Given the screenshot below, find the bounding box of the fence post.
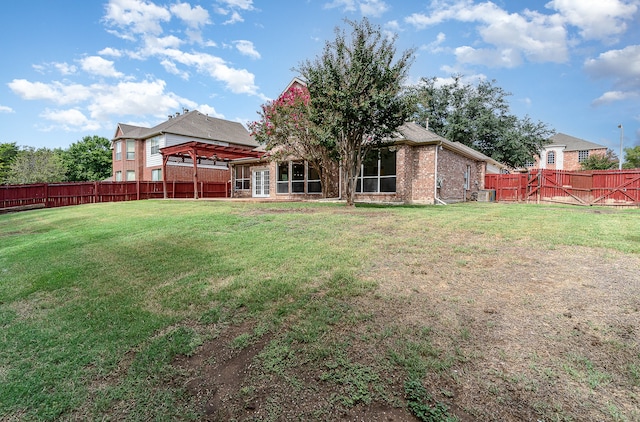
[44,183,49,208]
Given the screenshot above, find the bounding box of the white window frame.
[235,165,250,190]
[126,170,136,181]
[151,169,162,181]
[547,151,555,164]
[115,141,122,161]
[115,171,122,181]
[126,140,135,160]
[149,137,160,155]
[578,150,589,163]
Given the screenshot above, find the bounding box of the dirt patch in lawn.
[175,233,640,421]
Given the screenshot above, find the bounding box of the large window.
[578,150,589,162]
[277,161,322,194]
[291,162,305,193]
[307,166,321,193]
[151,169,162,181]
[547,151,555,164]
[126,170,135,181]
[126,140,135,160]
[356,147,396,193]
[115,141,122,160]
[277,162,289,193]
[149,137,160,155]
[115,171,122,181]
[235,165,250,190]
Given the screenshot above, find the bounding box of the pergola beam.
[159,141,263,199]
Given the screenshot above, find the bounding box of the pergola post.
[189,149,199,199]
[162,154,169,199]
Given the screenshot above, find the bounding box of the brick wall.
[234,144,486,204]
[436,148,482,202]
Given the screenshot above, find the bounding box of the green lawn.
[1,200,638,420]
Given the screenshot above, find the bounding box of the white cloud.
[215,0,254,24]
[422,32,447,53]
[170,2,210,28]
[223,10,243,25]
[53,62,77,75]
[0,105,14,113]
[99,47,123,57]
[545,0,638,41]
[159,48,259,94]
[218,0,254,10]
[80,56,124,78]
[324,0,389,17]
[584,45,640,84]
[592,90,639,106]
[104,0,171,37]
[405,1,569,67]
[234,40,260,59]
[8,79,93,105]
[585,44,640,104]
[197,104,225,118]
[87,79,185,120]
[39,108,102,131]
[160,59,190,79]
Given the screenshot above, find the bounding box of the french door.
[252,169,270,198]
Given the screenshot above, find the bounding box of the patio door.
[253,169,270,198]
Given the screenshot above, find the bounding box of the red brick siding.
[435,148,481,202]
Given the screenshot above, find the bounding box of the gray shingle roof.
[394,122,507,168]
[547,133,606,151]
[114,110,259,148]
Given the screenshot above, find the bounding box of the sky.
[1,0,639,159]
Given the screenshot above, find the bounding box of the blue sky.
[1,0,639,158]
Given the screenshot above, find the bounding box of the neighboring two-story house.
[528,133,608,171]
[111,110,262,184]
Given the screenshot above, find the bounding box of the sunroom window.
[356,147,396,193]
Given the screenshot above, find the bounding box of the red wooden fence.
[485,169,640,206]
[0,181,231,211]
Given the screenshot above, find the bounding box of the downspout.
[434,142,447,205]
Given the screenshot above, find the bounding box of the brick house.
[528,133,608,171]
[231,121,506,204]
[111,110,262,184]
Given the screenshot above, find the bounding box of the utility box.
[477,189,496,202]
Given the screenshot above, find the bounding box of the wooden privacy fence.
[0,180,231,211]
[485,169,640,206]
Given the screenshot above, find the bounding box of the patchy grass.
[1,200,639,421]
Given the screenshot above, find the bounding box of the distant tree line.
[0,136,112,185]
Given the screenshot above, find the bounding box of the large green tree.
[410,76,554,168]
[622,146,640,169]
[0,142,19,183]
[63,135,112,181]
[297,18,414,206]
[6,147,67,185]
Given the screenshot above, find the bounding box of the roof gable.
[112,110,259,148]
[547,133,607,151]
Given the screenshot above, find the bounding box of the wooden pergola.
[160,141,263,199]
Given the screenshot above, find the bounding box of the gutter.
[434,141,446,205]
